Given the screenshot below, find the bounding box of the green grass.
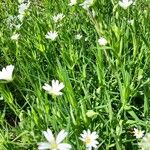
[0,0,150,149]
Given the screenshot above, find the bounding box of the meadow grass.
[0,0,150,149]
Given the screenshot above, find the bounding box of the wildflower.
[18,2,30,15]
[45,31,58,40]
[80,129,99,150]
[68,0,77,6]
[11,33,20,40]
[38,129,71,150]
[15,24,22,29]
[133,128,144,139]
[80,0,94,10]
[139,133,150,150]
[52,13,65,23]
[98,37,107,46]
[75,34,82,40]
[42,80,64,96]
[128,19,134,25]
[86,110,98,118]
[119,0,133,9]
[17,14,24,22]
[0,65,14,81]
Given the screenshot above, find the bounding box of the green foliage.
[0,0,150,149]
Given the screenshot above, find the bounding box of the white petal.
[6,65,14,72]
[87,129,91,136]
[52,80,56,86]
[57,83,65,91]
[38,142,51,150]
[42,84,52,91]
[56,130,68,144]
[43,129,54,143]
[91,132,99,139]
[55,80,59,86]
[56,92,63,96]
[90,140,99,148]
[87,146,92,150]
[57,143,72,150]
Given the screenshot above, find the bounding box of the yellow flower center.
[85,136,91,144]
[51,140,58,150]
[52,143,58,150]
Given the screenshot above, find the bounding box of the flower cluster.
[132,128,150,149]
[45,12,65,41]
[9,1,30,40]
[38,129,99,150]
[18,0,30,22]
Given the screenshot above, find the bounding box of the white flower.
[45,31,58,41]
[80,0,94,10]
[98,37,107,46]
[119,0,133,9]
[38,129,71,150]
[11,33,20,40]
[15,24,22,29]
[80,129,99,150]
[75,34,82,40]
[18,2,30,14]
[17,14,24,22]
[42,80,64,96]
[0,65,14,81]
[139,133,150,150]
[128,19,134,25]
[52,13,65,23]
[133,128,144,139]
[68,0,77,6]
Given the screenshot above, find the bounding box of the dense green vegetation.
[0,0,150,149]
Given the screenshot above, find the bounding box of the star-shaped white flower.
[80,129,99,150]
[68,0,77,6]
[38,129,71,150]
[75,34,82,40]
[52,13,65,23]
[11,33,20,40]
[98,37,107,46]
[45,31,58,41]
[119,0,133,9]
[42,80,64,96]
[133,128,144,139]
[18,1,30,15]
[80,0,94,10]
[0,65,14,81]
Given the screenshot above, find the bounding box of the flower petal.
[43,129,54,143]
[56,130,68,144]
[38,142,51,150]
[57,83,65,91]
[42,84,52,91]
[57,143,72,150]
